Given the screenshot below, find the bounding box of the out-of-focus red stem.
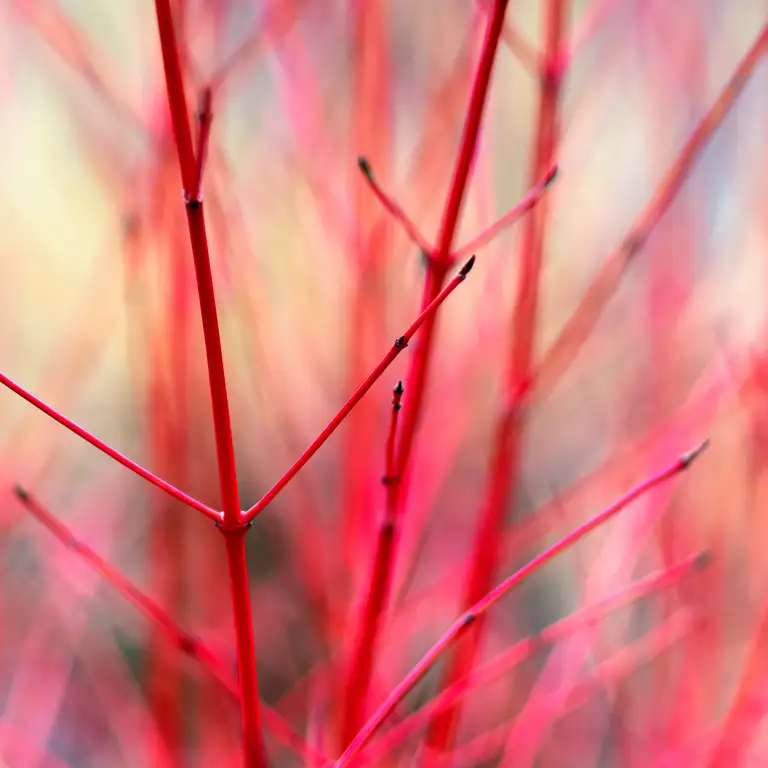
[357,159,432,254]
[153,1,265,764]
[705,589,768,767]
[451,164,558,258]
[14,486,325,764]
[333,0,511,750]
[561,0,624,65]
[0,369,220,522]
[393,0,512,487]
[424,0,566,753]
[338,382,405,745]
[14,485,237,690]
[454,607,698,768]
[531,23,768,402]
[241,256,476,525]
[359,551,708,764]
[333,440,707,766]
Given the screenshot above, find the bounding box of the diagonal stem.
[333,439,708,766]
[241,255,476,525]
[14,486,325,764]
[0,370,220,522]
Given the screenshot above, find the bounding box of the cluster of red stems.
[2,1,767,766]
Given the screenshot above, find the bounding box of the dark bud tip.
[695,549,713,570]
[394,380,404,396]
[357,156,373,179]
[544,164,559,186]
[13,484,29,502]
[459,254,476,277]
[679,438,710,468]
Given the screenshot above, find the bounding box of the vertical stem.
[335,0,510,749]
[338,383,404,747]
[223,529,265,767]
[423,0,566,756]
[395,0,510,480]
[342,0,393,605]
[153,2,266,764]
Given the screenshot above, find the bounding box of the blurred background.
[0,0,766,765]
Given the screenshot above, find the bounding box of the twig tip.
[545,164,559,186]
[679,438,710,468]
[357,156,373,179]
[459,254,476,277]
[13,484,30,503]
[394,380,404,396]
[695,549,713,570]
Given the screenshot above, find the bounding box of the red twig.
[424,0,567,753]
[0,369,219,522]
[14,486,326,765]
[391,0,512,496]
[241,255,476,525]
[338,381,405,745]
[562,0,626,66]
[359,550,708,764]
[333,439,708,766]
[531,23,768,403]
[451,164,558,259]
[153,1,265,763]
[472,0,542,76]
[333,0,512,749]
[357,158,432,254]
[13,486,235,688]
[705,589,768,767]
[455,607,699,768]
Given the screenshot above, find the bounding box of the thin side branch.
[13,487,324,764]
[531,24,768,403]
[361,550,709,764]
[0,370,220,522]
[358,158,432,254]
[242,255,476,524]
[338,381,406,744]
[153,0,265,763]
[333,440,708,766]
[452,164,558,258]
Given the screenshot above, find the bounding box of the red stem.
[153,1,265,763]
[359,550,708,765]
[241,255,476,525]
[705,589,768,767]
[333,439,708,766]
[0,369,219,522]
[451,164,558,258]
[455,608,698,768]
[357,159,432,254]
[424,0,566,753]
[334,0,511,749]
[338,382,405,745]
[14,486,325,764]
[531,23,768,403]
